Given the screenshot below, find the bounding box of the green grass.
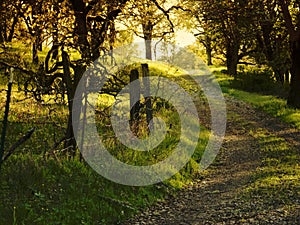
[0,57,210,224]
[214,70,300,129]
[244,129,300,210]
[1,154,170,225]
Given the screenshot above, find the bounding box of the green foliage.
[228,68,288,98]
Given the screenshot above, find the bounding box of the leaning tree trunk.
[7,16,18,42]
[287,40,300,108]
[226,40,240,78]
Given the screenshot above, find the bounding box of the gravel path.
[123,96,300,225]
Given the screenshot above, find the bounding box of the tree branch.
[150,0,175,33]
[278,0,297,40]
[2,128,35,162]
[0,60,35,76]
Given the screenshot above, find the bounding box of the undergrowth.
[214,67,300,129]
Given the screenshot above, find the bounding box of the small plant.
[13,206,17,225]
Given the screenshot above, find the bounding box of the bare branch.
[0,60,35,76]
[2,128,36,162]
[150,0,175,33]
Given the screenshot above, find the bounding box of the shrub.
[230,69,289,98]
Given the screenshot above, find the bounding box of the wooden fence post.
[141,64,153,132]
[130,69,140,132]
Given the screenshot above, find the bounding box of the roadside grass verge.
[244,129,300,215]
[213,69,300,130]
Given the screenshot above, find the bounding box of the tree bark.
[142,21,154,60]
[61,50,85,156]
[0,30,4,43]
[142,64,153,132]
[278,0,300,108]
[31,2,43,64]
[145,39,152,60]
[62,50,76,155]
[287,40,300,108]
[274,69,285,85]
[205,35,213,66]
[284,70,290,84]
[7,16,18,42]
[60,0,89,155]
[70,0,89,60]
[32,40,39,64]
[226,41,239,77]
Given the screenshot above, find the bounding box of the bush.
[230,69,289,98]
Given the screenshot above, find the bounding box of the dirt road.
[123,96,300,225]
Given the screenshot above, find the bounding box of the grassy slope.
[0,47,210,225]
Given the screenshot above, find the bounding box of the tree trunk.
[0,31,4,43]
[70,0,89,60]
[205,35,213,66]
[287,40,300,108]
[32,40,39,64]
[226,41,239,77]
[274,69,285,85]
[31,2,42,64]
[1,22,7,42]
[142,63,153,132]
[284,70,290,84]
[206,47,212,66]
[32,27,42,63]
[142,21,153,60]
[60,0,89,156]
[278,0,300,108]
[52,5,59,60]
[7,16,18,42]
[145,39,152,60]
[62,50,77,156]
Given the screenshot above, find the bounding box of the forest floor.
[123,96,300,225]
